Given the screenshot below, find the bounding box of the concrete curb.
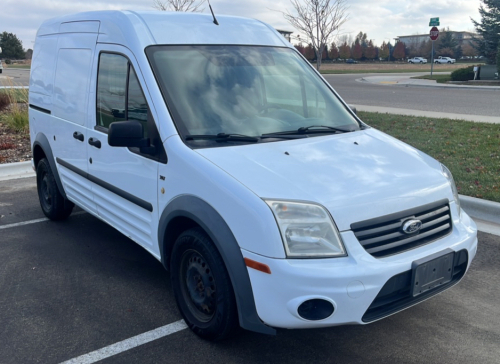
[0,161,35,181]
[355,75,500,91]
[395,83,500,91]
[459,195,500,225]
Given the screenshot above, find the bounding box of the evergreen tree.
[0,32,25,59]
[454,44,463,60]
[438,31,458,51]
[471,0,500,64]
[497,43,500,72]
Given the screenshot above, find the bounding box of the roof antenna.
[208,0,219,26]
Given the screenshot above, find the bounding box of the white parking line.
[0,211,86,230]
[59,320,188,364]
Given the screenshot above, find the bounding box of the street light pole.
[431,41,434,76]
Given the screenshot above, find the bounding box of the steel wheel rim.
[40,172,52,211]
[179,249,217,322]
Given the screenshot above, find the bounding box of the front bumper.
[244,210,477,329]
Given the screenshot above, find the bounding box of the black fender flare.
[32,132,67,199]
[158,195,276,335]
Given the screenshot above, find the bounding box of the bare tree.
[282,0,349,70]
[153,0,205,12]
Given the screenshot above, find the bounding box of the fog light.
[297,299,334,321]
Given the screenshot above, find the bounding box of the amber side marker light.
[244,258,272,274]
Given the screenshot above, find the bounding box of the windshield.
[146,46,360,146]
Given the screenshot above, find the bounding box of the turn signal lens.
[244,258,271,274]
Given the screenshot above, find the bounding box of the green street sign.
[429,21,440,26]
[430,17,440,22]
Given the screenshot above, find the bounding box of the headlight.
[265,200,346,258]
[441,164,461,217]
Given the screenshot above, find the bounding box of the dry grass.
[0,79,29,134]
[318,62,475,74]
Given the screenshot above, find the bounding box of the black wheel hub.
[181,251,216,322]
[40,173,53,210]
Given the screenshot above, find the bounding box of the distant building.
[276,29,293,43]
[395,31,476,46]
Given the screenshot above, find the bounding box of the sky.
[1,0,482,50]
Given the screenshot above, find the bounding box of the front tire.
[36,158,74,220]
[170,227,238,341]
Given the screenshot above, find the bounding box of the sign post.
[429,26,439,76]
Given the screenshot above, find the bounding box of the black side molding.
[158,195,276,336]
[56,158,153,212]
[29,104,51,114]
[33,133,67,199]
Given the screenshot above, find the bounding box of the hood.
[196,129,453,231]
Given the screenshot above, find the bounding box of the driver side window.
[96,53,148,137]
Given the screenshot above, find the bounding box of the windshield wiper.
[262,125,352,137]
[185,133,259,142]
[297,125,352,133]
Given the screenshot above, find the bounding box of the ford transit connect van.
[29,11,478,341]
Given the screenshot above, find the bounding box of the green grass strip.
[411,74,451,83]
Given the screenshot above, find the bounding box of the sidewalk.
[1,161,499,236]
[352,104,500,124]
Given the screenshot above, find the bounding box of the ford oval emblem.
[402,219,422,234]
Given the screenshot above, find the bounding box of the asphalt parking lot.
[1,177,500,364]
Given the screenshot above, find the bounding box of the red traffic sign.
[430,27,439,41]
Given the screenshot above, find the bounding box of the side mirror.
[108,121,149,148]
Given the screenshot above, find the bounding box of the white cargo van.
[29,11,477,341]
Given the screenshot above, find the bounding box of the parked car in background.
[435,56,456,64]
[408,57,427,64]
[0,60,3,73]
[345,58,358,64]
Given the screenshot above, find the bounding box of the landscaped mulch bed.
[0,120,31,164]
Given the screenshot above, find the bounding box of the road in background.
[0,68,30,86]
[2,68,499,120]
[1,177,500,364]
[324,73,500,118]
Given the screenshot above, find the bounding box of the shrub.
[0,81,29,134]
[5,59,11,65]
[450,66,476,81]
[4,107,29,134]
[0,93,10,111]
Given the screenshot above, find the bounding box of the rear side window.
[54,48,93,126]
[96,53,148,136]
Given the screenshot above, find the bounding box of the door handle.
[73,131,84,142]
[88,137,101,149]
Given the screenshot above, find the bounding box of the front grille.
[362,249,468,323]
[351,199,452,258]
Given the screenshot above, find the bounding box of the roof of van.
[36,10,290,49]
